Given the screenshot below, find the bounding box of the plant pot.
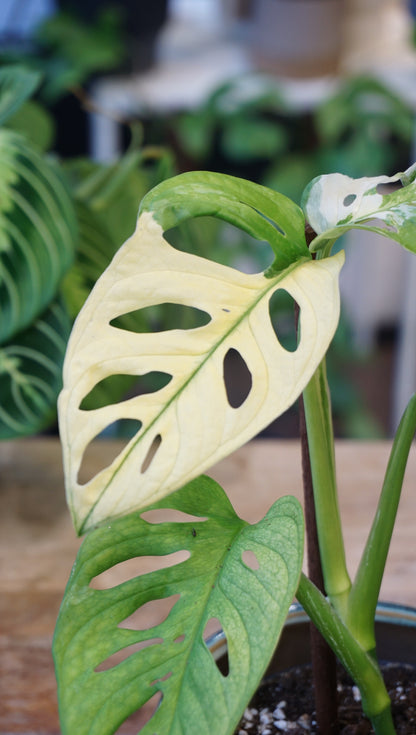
[209,602,416,731]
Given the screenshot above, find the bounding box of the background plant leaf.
[220,117,287,162]
[53,477,303,735]
[59,173,343,533]
[0,129,76,344]
[5,100,55,152]
[0,65,42,125]
[302,164,416,254]
[0,296,70,438]
[315,76,413,149]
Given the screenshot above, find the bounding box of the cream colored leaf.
[59,212,344,533]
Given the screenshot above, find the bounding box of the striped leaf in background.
[0,296,70,438]
[0,65,42,126]
[0,128,76,345]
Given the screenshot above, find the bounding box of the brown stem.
[297,225,339,734]
[299,392,339,735]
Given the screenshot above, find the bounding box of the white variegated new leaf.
[303,164,416,254]
[59,211,344,533]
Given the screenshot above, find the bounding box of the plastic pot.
[209,601,416,674]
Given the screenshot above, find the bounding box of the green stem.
[297,574,396,735]
[347,394,416,653]
[302,360,351,615]
[298,384,339,735]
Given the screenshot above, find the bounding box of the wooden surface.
[2,438,416,732]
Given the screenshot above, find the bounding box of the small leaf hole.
[269,289,299,352]
[241,549,260,570]
[114,691,162,734]
[140,509,207,524]
[90,551,190,590]
[77,422,142,485]
[95,638,163,672]
[174,634,186,644]
[376,181,403,195]
[141,434,162,473]
[204,618,229,677]
[223,348,252,409]
[80,372,172,410]
[119,594,181,632]
[343,194,357,207]
[110,303,211,333]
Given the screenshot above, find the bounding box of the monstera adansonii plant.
[55,165,416,735]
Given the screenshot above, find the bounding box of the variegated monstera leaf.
[303,162,416,254]
[59,172,344,534]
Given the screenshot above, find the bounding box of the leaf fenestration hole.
[204,617,229,677]
[343,194,357,207]
[77,421,142,485]
[114,691,162,734]
[79,372,172,410]
[90,551,191,589]
[95,638,164,672]
[376,181,403,195]
[362,217,399,234]
[223,348,252,409]
[165,216,274,272]
[119,593,181,631]
[241,549,260,571]
[141,434,162,473]
[140,509,207,524]
[269,289,299,353]
[110,303,211,333]
[174,634,186,644]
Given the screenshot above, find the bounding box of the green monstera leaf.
[0,297,70,438]
[303,163,416,254]
[53,476,303,735]
[0,128,76,345]
[59,172,344,533]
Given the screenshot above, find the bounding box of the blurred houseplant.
[169,74,413,203]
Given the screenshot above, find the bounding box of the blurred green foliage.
[167,75,413,205]
[0,8,125,104]
[2,4,410,439]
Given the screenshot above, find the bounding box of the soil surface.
[235,663,416,734]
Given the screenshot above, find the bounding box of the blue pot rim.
[207,601,416,660]
[285,601,416,628]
